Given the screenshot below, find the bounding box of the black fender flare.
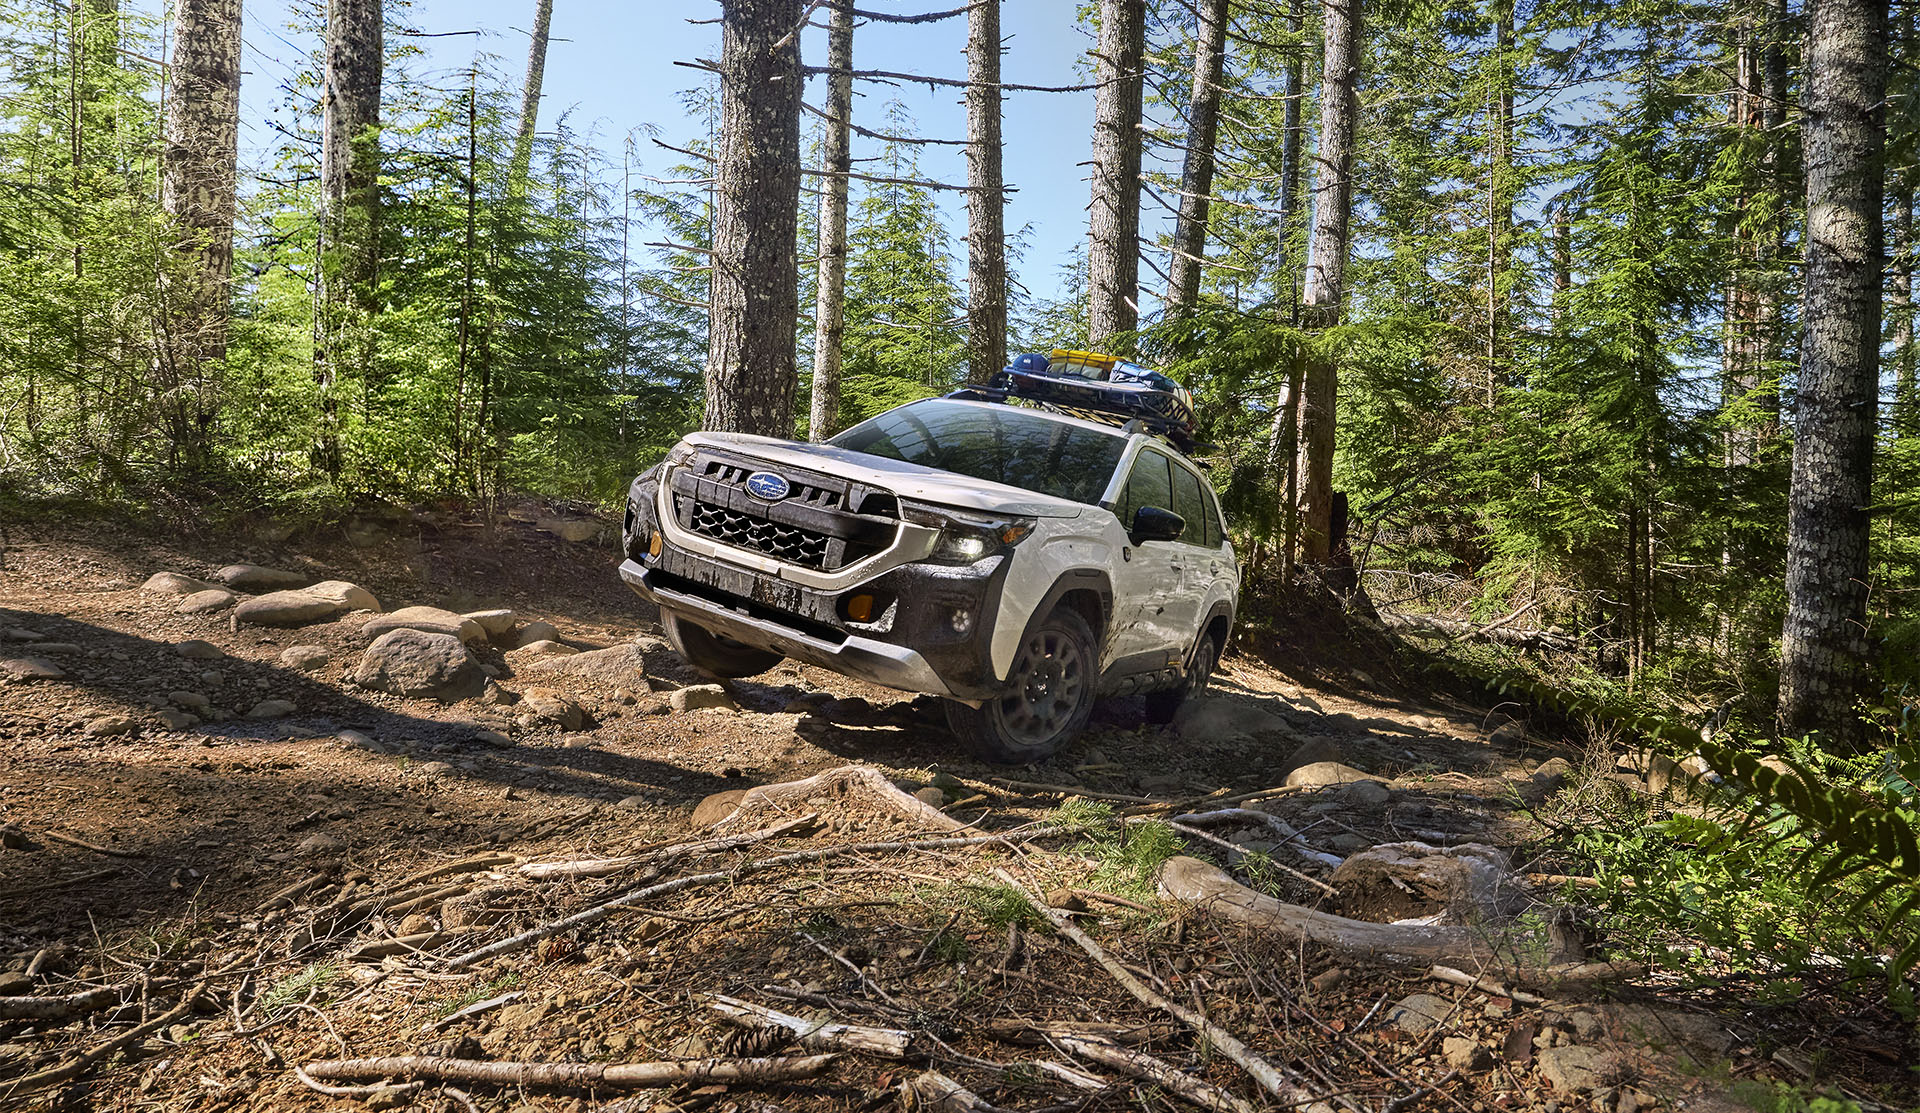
[1191,598,1235,664]
[1005,569,1114,680]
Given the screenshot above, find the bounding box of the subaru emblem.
[744,471,791,501]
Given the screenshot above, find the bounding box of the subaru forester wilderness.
[620,350,1239,763]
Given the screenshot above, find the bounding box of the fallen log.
[0,985,127,1022]
[1380,611,1575,652]
[713,765,961,833]
[1158,856,1632,987]
[899,1069,1005,1112]
[300,1052,837,1090]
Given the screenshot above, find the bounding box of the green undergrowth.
[1454,651,1920,1003]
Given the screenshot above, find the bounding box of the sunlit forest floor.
[0,512,1909,1111]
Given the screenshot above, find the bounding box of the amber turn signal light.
[647,531,663,559]
[845,593,875,622]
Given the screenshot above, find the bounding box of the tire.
[661,611,784,679]
[1144,631,1219,726]
[945,607,1098,764]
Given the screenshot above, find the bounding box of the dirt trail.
[0,512,1813,1112]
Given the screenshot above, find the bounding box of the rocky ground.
[0,510,1903,1112]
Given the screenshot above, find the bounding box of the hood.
[681,432,1089,519]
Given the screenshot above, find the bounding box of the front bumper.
[622,470,1009,701]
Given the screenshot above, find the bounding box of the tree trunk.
[1778,0,1886,745]
[159,0,242,464]
[706,0,803,437]
[1165,0,1229,314]
[510,0,554,186]
[316,0,383,474]
[1087,0,1145,346]
[1277,0,1305,319]
[1297,0,1363,565]
[964,0,1008,382]
[322,0,382,303]
[1895,188,1915,433]
[809,0,853,440]
[1485,0,1513,405]
[1550,197,1572,323]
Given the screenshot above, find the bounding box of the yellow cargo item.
[1047,349,1117,379]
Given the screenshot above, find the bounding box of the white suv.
[620,378,1239,763]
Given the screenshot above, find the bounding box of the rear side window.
[1120,450,1173,528]
[1169,464,1206,545]
[1201,480,1224,549]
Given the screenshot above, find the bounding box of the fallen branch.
[713,767,958,833]
[38,828,146,858]
[291,1067,426,1100]
[1054,1035,1253,1113]
[301,1053,836,1090]
[705,993,914,1058]
[996,869,1331,1113]
[426,990,523,1032]
[1172,808,1345,869]
[0,985,124,1021]
[1426,964,1546,1006]
[989,779,1165,805]
[446,828,1068,968]
[899,1069,1005,1112]
[5,995,196,1092]
[977,1018,1174,1047]
[518,815,816,880]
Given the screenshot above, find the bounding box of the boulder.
[1284,761,1378,788]
[350,629,487,702]
[670,684,734,712]
[1340,779,1392,808]
[247,699,296,719]
[1277,736,1343,780]
[172,640,225,660]
[1535,1046,1621,1094]
[233,590,343,628]
[280,646,331,672]
[463,609,516,637]
[176,589,237,615]
[1443,1036,1493,1072]
[519,642,649,685]
[518,687,585,729]
[143,571,219,595]
[213,564,309,591]
[1173,698,1291,741]
[515,620,561,647]
[359,606,484,645]
[302,580,382,613]
[1,657,65,682]
[1384,993,1453,1034]
[507,640,578,661]
[156,709,200,730]
[84,715,137,737]
[1329,842,1521,925]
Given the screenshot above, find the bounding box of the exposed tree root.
[711,764,963,833]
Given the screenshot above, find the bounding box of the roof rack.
[946,364,1210,455]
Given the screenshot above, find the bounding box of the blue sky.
[217,0,1145,307]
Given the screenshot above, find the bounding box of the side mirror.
[1131,505,1185,543]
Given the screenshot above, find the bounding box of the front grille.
[682,496,832,570]
[670,449,899,573]
[698,459,844,509]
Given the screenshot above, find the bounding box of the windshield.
[829,400,1125,506]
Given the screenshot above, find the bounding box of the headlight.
[901,503,1035,565]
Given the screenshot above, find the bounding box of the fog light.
[949,607,972,635]
[846,593,875,623]
[647,531,663,560]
